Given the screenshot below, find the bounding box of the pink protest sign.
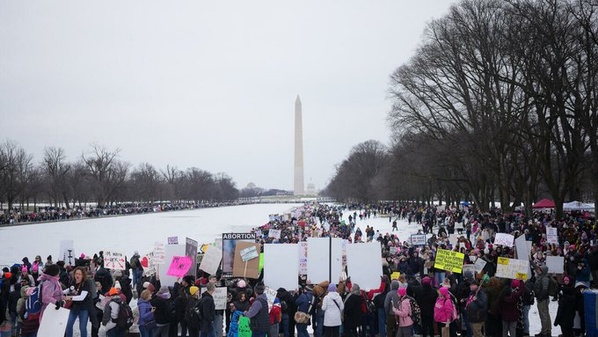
[166,255,193,277]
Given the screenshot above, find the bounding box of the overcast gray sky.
[1,1,456,191]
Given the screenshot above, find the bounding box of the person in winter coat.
[554,276,576,337]
[269,297,282,337]
[500,279,524,337]
[137,289,155,337]
[185,286,202,337]
[321,283,343,337]
[295,287,314,337]
[150,286,173,337]
[485,277,506,337]
[342,284,363,337]
[434,287,455,337]
[102,287,124,337]
[244,283,270,337]
[276,287,295,337]
[413,277,437,337]
[38,264,64,322]
[533,265,551,337]
[393,288,413,337]
[464,281,487,337]
[384,280,401,337]
[199,282,217,337]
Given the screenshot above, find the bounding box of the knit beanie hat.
[421,276,432,286]
[398,287,407,297]
[439,287,449,297]
[189,286,199,296]
[328,283,337,292]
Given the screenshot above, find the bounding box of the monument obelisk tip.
[294,95,304,195]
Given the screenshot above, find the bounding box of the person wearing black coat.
[554,278,576,337]
[342,285,363,337]
[412,276,437,337]
[277,287,296,337]
[199,283,217,337]
[151,286,174,337]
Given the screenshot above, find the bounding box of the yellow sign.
[391,272,400,280]
[497,257,509,265]
[434,249,465,273]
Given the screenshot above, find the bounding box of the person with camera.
[294,286,314,337]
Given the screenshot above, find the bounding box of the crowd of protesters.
[1,201,596,337]
[0,201,241,225]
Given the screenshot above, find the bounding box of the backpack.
[185,298,202,329]
[25,281,45,319]
[361,292,376,314]
[130,257,139,269]
[114,300,134,330]
[405,296,421,324]
[548,276,559,297]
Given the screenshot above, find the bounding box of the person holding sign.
[434,287,456,337]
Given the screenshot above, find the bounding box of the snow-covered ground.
[0,203,561,336]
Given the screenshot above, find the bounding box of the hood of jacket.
[539,265,549,277]
[390,280,400,290]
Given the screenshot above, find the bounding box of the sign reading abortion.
[434,249,465,273]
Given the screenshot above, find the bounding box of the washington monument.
[294,95,304,195]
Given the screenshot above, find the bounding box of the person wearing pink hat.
[434,287,456,337]
[393,288,413,337]
[19,266,35,286]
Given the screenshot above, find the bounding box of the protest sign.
[434,249,465,273]
[153,242,166,264]
[240,246,259,262]
[103,251,126,270]
[473,258,487,273]
[298,241,308,274]
[58,240,76,266]
[268,229,281,239]
[546,256,564,274]
[168,236,178,245]
[222,233,257,276]
[166,255,193,277]
[232,241,260,278]
[462,264,475,276]
[186,237,198,277]
[264,243,299,291]
[515,235,530,260]
[547,227,558,245]
[199,244,223,276]
[410,234,427,246]
[213,287,228,310]
[494,233,515,247]
[495,257,529,280]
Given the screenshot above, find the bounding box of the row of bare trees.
[0,141,239,212]
[324,0,598,218]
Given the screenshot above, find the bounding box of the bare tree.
[0,140,34,212]
[81,144,129,207]
[42,147,72,208]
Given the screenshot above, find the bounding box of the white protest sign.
[546,256,564,274]
[58,240,76,266]
[298,241,308,274]
[213,287,228,310]
[199,245,223,275]
[494,233,515,247]
[546,227,558,245]
[410,234,427,246]
[103,251,126,270]
[454,222,464,230]
[346,241,382,290]
[153,242,166,264]
[268,229,282,239]
[473,258,487,273]
[495,257,529,280]
[240,246,259,262]
[515,235,530,260]
[264,243,299,291]
[462,264,475,276]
